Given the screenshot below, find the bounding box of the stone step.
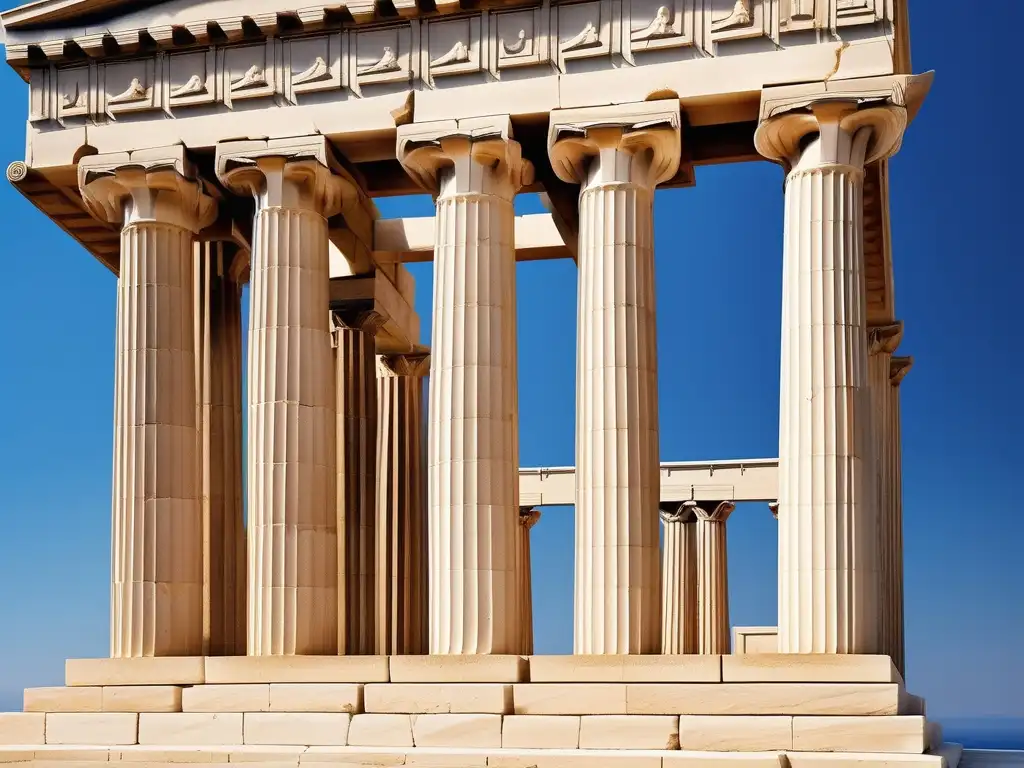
[0,743,962,768]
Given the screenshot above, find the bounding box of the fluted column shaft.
[516,508,541,654]
[196,241,246,656]
[695,501,734,654]
[547,103,680,655]
[218,148,350,656]
[886,356,911,676]
[660,506,698,654]
[79,153,217,658]
[375,353,430,655]
[334,312,383,655]
[398,121,532,653]
[756,98,912,655]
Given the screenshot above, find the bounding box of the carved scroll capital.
[548,99,681,189]
[754,73,934,172]
[659,502,697,525]
[215,136,363,218]
[868,322,903,356]
[689,499,735,524]
[518,507,541,529]
[78,146,217,233]
[396,115,534,200]
[378,351,431,378]
[890,355,913,387]
[333,308,388,337]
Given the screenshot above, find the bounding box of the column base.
[2,654,957,766]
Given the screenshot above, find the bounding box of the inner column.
[397,117,532,654]
[548,101,681,654]
[217,140,347,655]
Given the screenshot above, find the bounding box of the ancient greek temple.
[0,1,948,766]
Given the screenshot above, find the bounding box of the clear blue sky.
[0,0,1020,734]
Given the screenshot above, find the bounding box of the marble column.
[548,100,681,654]
[887,355,912,676]
[660,504,698,655]
[869,323,903,671]
[79,149,217,657]
[693,501,735,655]
[333,310,385,655]
[397,117,532,654]
[195,240,247,656]
[516,508,541,655]
[754,75,927,654]
[375,352,430,656]
[217,139,349,655]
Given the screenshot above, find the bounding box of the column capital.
[547,100,681,188]
[396,115,534,198]
[890,355,913,386]
[659,502,697,525]
[518,507,541,529]
[869,322,904,356]
[215,136,362,218]
[754,73,933,172]
[689,500,736,524]
[768,501,779,520]
[332,308,387,337]
[78,146,217,233]
[378,351,431,378]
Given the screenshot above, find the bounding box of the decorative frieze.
[21,0,893,127]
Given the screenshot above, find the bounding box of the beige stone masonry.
[364,684,512,714]
[101,687,182,713]
[0,714,45,745]
[529,656,721,683]
[490,752,661,768]
[785,752,947,768]
[501,715,581,749]
[677,716,793,751]
[24,688,102,714]
[723,655,901,683]
[513,684,627,715]
[269,685,363,714]
[347,715,414,747]
[792,716,926,754]
[138,713,242,746]
[397,116,532,655]
[410,714,502,748]
[182,686,270,713]
[45,714,138,745]
[390,657,528,684]
[548,100,681,654]
[664,756,796,768]
[625,684,902,716]
[67,658,205,687]
[205,657,388,684]
[578,715,679,750]
[243,714,351,746]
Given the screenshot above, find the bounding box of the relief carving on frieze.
[490,6,549,71]
[626,0,701,59]
[556,1,611,68]
[424,16,482,81]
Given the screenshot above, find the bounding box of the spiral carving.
[6,161,28,183]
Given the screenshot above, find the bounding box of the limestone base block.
[347,715,414,747]
[513,684,627,715]
[66,659,205,687]
[722,655,901,684]
[204,657,388,684]
[792,716,927,754]
[410,715,502,748]
[578,715,679,750]
[45,714,138,745]
[624,684,902,716]
[501,715,581,749]
[242,713,350,746]
[364,684,512,714]
[677,716,793,751]
[138,713,242,746]
[0,713,45,745]
[529,656,720,683]
[490,751,661,768]
[24,689,102,714]
[102,688,182,713]
[388,656,527,683]
[182,686,270,713]
[269,685,363,713]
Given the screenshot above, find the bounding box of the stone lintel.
[329,270,419,355]
[547,100,682,187]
